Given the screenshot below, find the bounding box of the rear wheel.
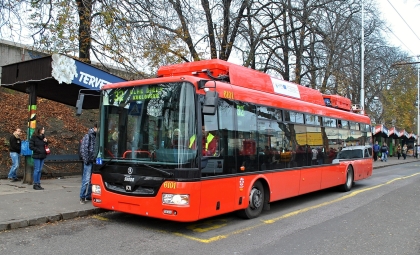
[237,180,264,219]
[340,166,354,192]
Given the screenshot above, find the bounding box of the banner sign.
[51,54,125,90]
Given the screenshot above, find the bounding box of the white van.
[332,145,372,164]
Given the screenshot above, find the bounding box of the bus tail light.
[162,194,189,205]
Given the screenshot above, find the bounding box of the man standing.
[8,128,22,182]
[380,142,389,162]
[373,141,380,161]
[79,124,97,204]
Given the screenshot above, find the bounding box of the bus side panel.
[266,170,301,201]
[299,168,322,195]
[91,174,203,222]
[353,158,373,181]
[198,177,237,220]
[365,158,373,178]
[321,164,345,189]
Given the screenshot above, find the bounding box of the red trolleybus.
[90,59,372,222]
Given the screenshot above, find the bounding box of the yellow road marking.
[187,219,228,233]
[173,172,420,243]
[92,215,109,221]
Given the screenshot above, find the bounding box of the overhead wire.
[384,0,420,54]
[386,0,420,42]
[370,8,415,55]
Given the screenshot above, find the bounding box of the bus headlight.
[92,185,101,195]
[162,194,189,205]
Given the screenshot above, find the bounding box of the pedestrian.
[7,128,22,182]
[328,147,337,163]
[79,124,97,204]
[317,147,324,165]
[380,142,388,162]
[396,144,402,159]
[29,126,48,190]
[402,144,408,160]
[311,147,318,165]
[373,141,380,161]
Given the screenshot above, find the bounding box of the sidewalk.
[1,156,419,231]
[0,176,105,231]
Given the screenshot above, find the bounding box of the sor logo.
[126,185,132,191]
[128,167,133,174]
[239,178,244,190]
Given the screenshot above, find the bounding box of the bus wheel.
[340,166,354,192]
[237,180,264,219]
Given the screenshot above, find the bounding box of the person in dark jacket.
[8,128,22,182]
[29,126,48,190]
[79,124,97,204]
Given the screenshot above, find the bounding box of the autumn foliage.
[0,88,97,177]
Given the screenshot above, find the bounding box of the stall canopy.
[373,124,389,138]
[408,133,417,141]
[374,125,417,140]
[1,54,126,109]
[388,127,401,139]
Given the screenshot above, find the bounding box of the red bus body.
[91,59,372,222]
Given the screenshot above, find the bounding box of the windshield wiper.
[98,157,115,171]
[144,164,173,177]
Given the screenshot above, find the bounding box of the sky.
[378,0,420,58]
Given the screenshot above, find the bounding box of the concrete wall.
[0,39,48,84]
[0,39,138,83]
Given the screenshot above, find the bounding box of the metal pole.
[360,0,365,112]
[417,65,419,158]
[24,83,37,184]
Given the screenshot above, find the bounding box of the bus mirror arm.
[198,79,210,89]
[75,89,100,116]
[76,93,85,116]
[201,157,209,169]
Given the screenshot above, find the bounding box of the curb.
[373,158,420,169]
[0,208,107,231]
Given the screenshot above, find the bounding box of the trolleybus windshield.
[100,82,198,168]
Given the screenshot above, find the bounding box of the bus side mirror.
[202,91,218,115]
[76,93,85,116]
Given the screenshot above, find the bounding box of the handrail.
[122,150,151,158]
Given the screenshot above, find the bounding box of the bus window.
[306,114,321,126]
[285,111,304,124]
[236,103,257,172]
[323,117,337,127]
[350,121,359,130]
[341,120,349,129]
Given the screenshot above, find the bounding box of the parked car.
[332,145,372,164]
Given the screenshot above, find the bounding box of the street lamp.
[360,0,365,112]
[416,61,419,158]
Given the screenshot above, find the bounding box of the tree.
[0,0,25,39]
[382,65,417,132]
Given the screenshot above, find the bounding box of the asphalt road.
[1,162,420,255]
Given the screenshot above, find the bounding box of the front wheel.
[340,166,354,192]
[237,180,264,219]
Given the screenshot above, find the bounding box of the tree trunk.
[76,0,93,63]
